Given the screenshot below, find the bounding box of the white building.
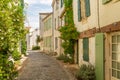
[29,28,39,50]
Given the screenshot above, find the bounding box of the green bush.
[0,54,18,80]
[57,54,74,64]
[32,46,40,50]
[12,50,21,61]
[0,0,25,79]
[21,40,27,55]
[76,64,96,80]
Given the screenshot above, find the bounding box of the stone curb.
[16,57,28,73]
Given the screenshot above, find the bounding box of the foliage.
[0,0,25,79]
[61,40,74,55]
[76,64,96,80]
[36,35,43,45]
[21,37,27,55]
[0,54,18,80]
[57,54,74,64]
[36,35,40,43]
[32,46,40,50]
[12,50,21,61]
[59,0,79,62]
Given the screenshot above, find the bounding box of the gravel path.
[17,51,70,80]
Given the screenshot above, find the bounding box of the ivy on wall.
[0,0,26,79]
[59,0,79,62]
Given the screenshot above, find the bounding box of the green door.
[95,33,105,80]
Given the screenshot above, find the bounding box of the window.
[55,18,56,29]
[58,16,60,27]
[60,18,62,27]
[85,0,90,17]
[111,35,120,79]
[78,0,81,21]
[44,37,47,47]
[77,0,91,22]
[55,37,58,49]
[61,0,64,8]
[83,38,89,62]
[48,36,51,47]
[49,18,52,29]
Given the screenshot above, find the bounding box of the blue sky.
[24,0,52,29]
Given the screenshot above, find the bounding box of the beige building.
[52,0,68,56]
[41,13,54,52]
[52,0,61,55]
[39,13,51,51]
[51,1,120,79]
[73,0,120,80]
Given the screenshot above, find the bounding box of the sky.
[24,0,52,29]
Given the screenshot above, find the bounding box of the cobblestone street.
[17,51,71,80]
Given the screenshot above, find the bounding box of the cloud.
[24,0,38,5]
[24,0,52,5]
[40,0,52,5]
[24,0,52,29]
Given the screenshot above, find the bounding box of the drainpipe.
[97,0,101,32]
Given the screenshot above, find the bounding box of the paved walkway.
[17,51,71,80]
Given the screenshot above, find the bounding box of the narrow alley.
[17,51,71,80]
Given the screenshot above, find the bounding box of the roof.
[39,13,50,15]
[42,12,53,21]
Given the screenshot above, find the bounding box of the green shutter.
[85,0,90,17]
[78,0,81,21]
[102,0,112,4]
[61,0,63,8]
[95,33,105,80]
[83,38,89,62]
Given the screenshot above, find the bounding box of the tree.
[59,0,79,63]
[0,0,26,79]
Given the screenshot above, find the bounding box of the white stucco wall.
[73,0,97,66]
[99,1,120,27]
[78,37,95,66]
[89,37,95,66]
[53,0,63,55]
[73,0,98,32]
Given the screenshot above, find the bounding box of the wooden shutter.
[83,38,89,62]
[102,0,112,4]
[95,33,105,80]
[78,0,81,21]
[85,0,90,17]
